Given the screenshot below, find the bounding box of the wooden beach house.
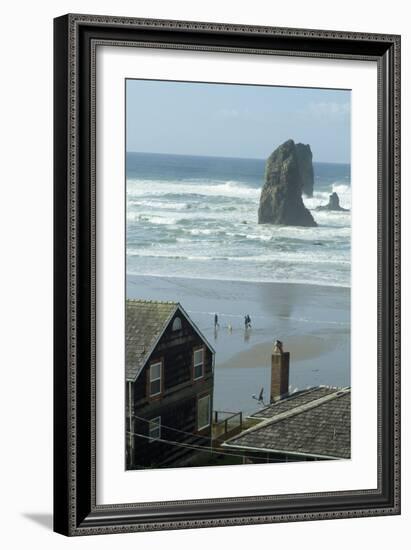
[125,299,215,469]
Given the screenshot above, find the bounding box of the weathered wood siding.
[132,311,213,403]
[129,387,213,468]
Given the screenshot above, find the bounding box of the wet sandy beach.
[127,274,350,414]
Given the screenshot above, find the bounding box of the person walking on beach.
[214,313,220,329]
[244,314,252,330]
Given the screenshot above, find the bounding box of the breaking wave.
[126,155,351,287]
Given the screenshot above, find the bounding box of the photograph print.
[125,79,351,470]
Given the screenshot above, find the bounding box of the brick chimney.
[270,340,290,402]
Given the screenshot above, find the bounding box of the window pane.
[150,362,161,380]
[194,349,203,365]
[194,363,203,379]
[150,379,161,396]
[198,396,210,430]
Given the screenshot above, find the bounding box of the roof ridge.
[234,387,351,439]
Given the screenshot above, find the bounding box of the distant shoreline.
[126,150,351,166]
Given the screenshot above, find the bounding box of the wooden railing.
[212,410,243,442]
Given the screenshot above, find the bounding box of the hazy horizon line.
[126,150,351,165]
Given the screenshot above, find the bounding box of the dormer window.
[172,317,182,331]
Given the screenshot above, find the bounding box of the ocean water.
[126,152,351,287]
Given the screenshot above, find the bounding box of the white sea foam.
[125,265,350,288]
[126,247,350,266]
[304,183,351,210]
[126,174,351,287]
[127,178,261,200]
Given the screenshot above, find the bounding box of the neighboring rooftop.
[224,387,351,460]
[126,299,178,382]
[249,386,339,419]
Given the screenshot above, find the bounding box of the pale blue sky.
[126,79,351,163]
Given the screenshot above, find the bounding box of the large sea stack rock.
[316,192,349,212]
[295,143,314,197]
[258,140,317,227]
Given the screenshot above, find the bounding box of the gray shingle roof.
[224,387,351,459]
[126,299,178,382]
[250,387,338,419]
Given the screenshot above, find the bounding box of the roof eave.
[127,303,179,383]
[221,441,348,461]
[176,303,216,355]
[127,302,215,383]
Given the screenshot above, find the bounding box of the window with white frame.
[197,395,211,431]
[193,347,204,380]
[148,417,161,442]
[149,361,162,397]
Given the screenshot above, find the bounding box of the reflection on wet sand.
[127,274,350,414]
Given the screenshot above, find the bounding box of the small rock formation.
[295,143,314,197]
[258,140,317,227]
[316,192,349,212]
